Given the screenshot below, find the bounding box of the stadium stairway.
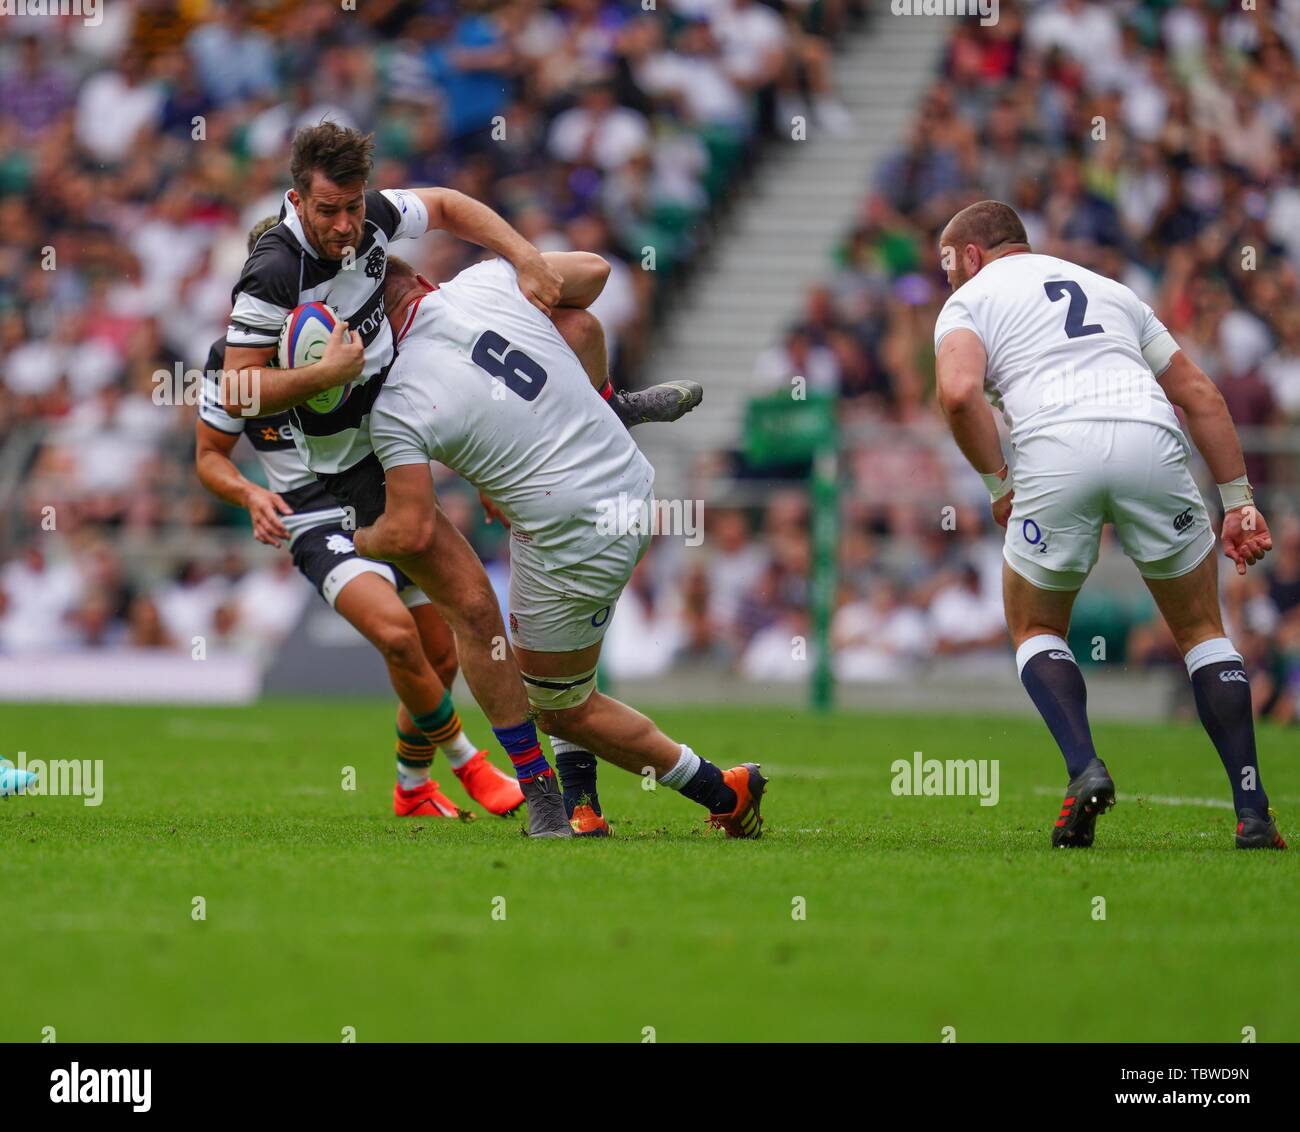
[638,14,950,498]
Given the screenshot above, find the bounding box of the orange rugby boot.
[454,751,524,816]
[706,763,768,839]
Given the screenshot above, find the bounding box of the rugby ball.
[277,302,351,414]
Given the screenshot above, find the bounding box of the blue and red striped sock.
[493,720,552,783]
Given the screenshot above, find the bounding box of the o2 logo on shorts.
[590,606,610,628]
[1021,518,1048,554]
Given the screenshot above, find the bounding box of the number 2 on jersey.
[1043,280,1104,339]
[471,330,548,401]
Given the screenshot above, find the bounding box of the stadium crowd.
[1,0,1298,722]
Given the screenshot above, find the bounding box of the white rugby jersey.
[226,188,429,475]
[933,253,1183,444]
[370,259,656,570]
[198,337,347,540]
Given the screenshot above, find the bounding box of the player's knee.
[457,588,505,643]
[552,307,603,356]
[372,620,425,672]
[431,653,459,688]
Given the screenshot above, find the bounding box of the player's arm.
[1157,349,1272,573]
[935,328,1013,525]
[409,187,562,315]
[194,421,293,549]
[220,320,363,417]
[353,463,436,563]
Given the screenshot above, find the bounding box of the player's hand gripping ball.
[277,302,351,414]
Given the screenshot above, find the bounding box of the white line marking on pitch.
[1032,786,1252,810]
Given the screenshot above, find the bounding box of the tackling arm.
[412,187,562,315]
[352,463,438,563]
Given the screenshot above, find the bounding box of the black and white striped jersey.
[198,336,348,542]
[226,187,429,475]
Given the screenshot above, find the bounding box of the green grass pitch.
[1,699,1295,1043]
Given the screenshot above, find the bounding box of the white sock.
[1015,634,1074,677]
[396,759,430,790]
[659,745,700,791]
[550,738,584,756]
[1184,637,1242,677]
[442,731,478,769]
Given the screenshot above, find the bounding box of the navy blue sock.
[1191,658,1268,816]
[554,746,600,819]
[492,720,551,782]
[1018,641,1099,779]
[680,760,736,814]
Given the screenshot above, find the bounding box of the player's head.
[382,255,434,323]
[246,215,279,254]
[938,200,1031,290]
[287,121,375,261]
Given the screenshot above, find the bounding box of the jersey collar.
[279,191,321,260]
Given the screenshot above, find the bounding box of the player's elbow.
[937,372,983,418]
[386,517,436,561]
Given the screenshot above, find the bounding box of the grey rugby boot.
[522,773,574,838]
[611,381,703,427]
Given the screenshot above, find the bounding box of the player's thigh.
[508,536,644,713]
[1140,548,1225,655]
[1004,426,1105,594]
[1105,421,1216,590]
[1002,558,1080,646]
[513,640,605,731]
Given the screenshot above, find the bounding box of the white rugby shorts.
[1004,420,1215,591]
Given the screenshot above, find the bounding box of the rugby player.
[933,200,1284,850]
[219,124,700,838]
[353,254,767,839]
[197,218,523,820]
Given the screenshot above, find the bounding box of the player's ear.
[288,189,303,213]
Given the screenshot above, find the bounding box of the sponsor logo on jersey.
[364,245,386,280]
[1173,508,1195,533]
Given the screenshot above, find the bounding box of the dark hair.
[289,122,375,196]
[944,200,1029,253]
[246,215,279,253]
